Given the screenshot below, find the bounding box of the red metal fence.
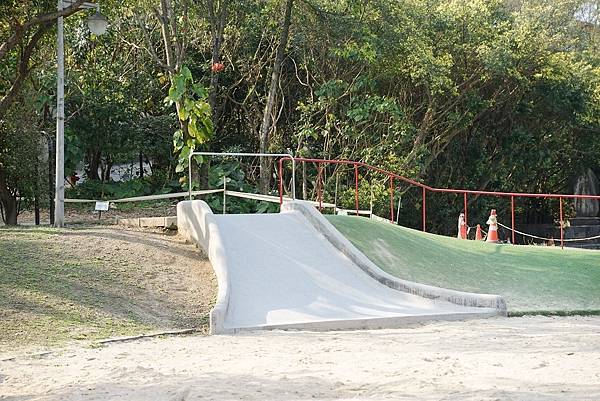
[278,157,600,248]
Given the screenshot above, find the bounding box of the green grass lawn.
[327,216,600,315]
[0,227,147,350]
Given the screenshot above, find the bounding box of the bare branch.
[134,12,174,73]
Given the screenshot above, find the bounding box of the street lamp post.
[54,0,107,227]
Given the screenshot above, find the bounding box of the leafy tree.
[1,0,599,230]
[166,66,213,186]
[0,0,90,119]
[0,93,47,225]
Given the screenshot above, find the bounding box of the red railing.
[278,157,600,248]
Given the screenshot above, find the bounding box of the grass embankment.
[327,216,600,315]
[0,226,215,352]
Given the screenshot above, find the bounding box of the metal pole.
[389,176,394,223]
[223,178,226,214]
[422,187,426,232]
[354,164,359,216]
[188,153,192,200]
[463,192,468,226]
[54,0,65,227]
[334,172,339,212]
[370,185,373,217]
[291,158,295,199]
[316,162,322,211]
[511,195,515,245]
[278,159,283,206]
[559,197,564,249]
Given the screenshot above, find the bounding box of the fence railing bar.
[65,189,224,203]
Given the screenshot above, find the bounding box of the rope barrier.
[497,222,600,242]
[65,187,600,244]
[465,225,488,241]
[336,208,372,215]
[66,189,336,209]
[467,226,487,235]
[64,189,224,203]
[224,190,335,208]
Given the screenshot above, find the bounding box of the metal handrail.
[188,152,296,201]
[279,157,600,248]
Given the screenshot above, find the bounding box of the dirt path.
[1,316,599,400]
[0,225,216,351]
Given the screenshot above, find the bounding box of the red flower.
[211,62,225,73]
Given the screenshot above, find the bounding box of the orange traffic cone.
[475,224,483,241]
[486,209,499,243]
[457,213,467,240]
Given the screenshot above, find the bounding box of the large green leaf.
[192,83,208,99]
[181,66,193,82]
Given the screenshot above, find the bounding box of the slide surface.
[204,211,497,332]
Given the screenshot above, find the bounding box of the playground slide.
[178,200,506,334]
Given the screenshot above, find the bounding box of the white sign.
[95,201,110,211]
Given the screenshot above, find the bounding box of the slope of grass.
[0,226,215,352]
[327,216,600,315]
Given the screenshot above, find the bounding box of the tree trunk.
[34,161,40,225]
[259,0,294,194]
[207,0,228,125]
[156,0,199,190]
[200,160,209,190]
[48,134,55,225]
[85,150,101,181]
[3,201,17,225]
[139,151,144,178]
[0,168,18,225]
[102,159,113,182]
[193,0,228,192]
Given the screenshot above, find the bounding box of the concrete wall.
[118,216,177,228]
[177,201,230,334]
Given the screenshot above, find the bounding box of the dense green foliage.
[0,89,48,224]
[328,215,600,314]
[1,0,598,227]
[167,66,213,180]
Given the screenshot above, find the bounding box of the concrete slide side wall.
[177,201,230,334]
[281,201,507,313]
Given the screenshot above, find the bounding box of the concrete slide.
[178,200,506,334]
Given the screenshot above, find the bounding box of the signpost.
[95,201,109,220]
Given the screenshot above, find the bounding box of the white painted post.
[223,177,226,214]
[188,154,193,200]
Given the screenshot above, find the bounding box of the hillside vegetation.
[1,0,599,231]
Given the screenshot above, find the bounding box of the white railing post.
[188,153,193,200]
[223,177,227,214]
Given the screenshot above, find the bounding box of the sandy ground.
[1,316,599,401]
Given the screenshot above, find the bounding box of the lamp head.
[87,10,108,35]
